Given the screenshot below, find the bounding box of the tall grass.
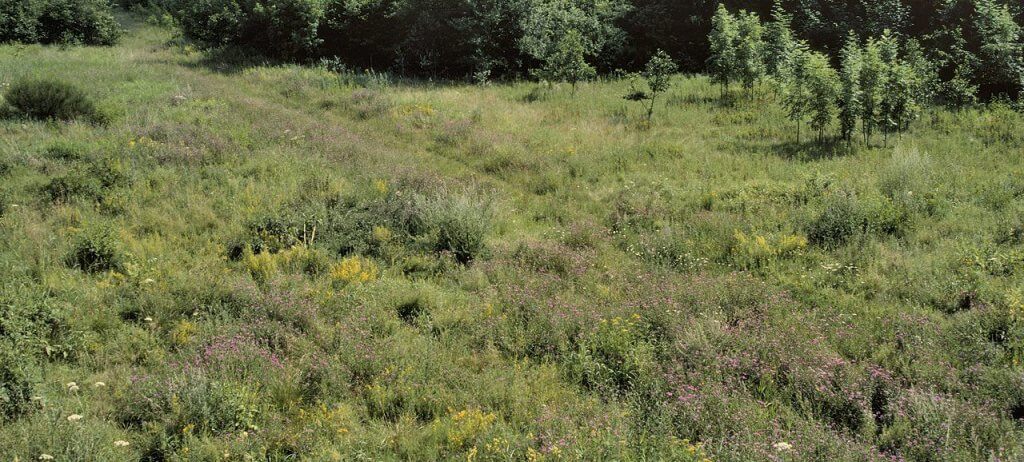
[1,14,1023,462]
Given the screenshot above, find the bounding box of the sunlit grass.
[1,15,1024,462]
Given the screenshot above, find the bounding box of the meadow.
[2,14,1024,461]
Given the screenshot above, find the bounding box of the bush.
[174,0,323,60]
[0,0,41,43]
[36,0,121,45]
[119,372,261,436]
[1,0,120,45]
[807,193,862,248]
[3,79,101,122]
[67,225,123,273]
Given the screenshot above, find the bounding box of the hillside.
[2,16,1024,461]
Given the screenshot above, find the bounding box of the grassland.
[2,15,1024,461]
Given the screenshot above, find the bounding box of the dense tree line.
[155,0,1021,99]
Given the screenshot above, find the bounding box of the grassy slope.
[2,16,1024,461]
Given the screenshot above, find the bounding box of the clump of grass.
[394,289,434,325]
[348,89,393,119]
[2,79,105,123]
[43,141,87,161]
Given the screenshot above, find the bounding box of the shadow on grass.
[178,44,477,92]
[180,45,281,75]
[770,138,858,161]
[724,136,860,161]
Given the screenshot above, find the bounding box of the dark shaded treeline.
[6,0,1021,96]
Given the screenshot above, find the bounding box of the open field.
[3,15,1024,461]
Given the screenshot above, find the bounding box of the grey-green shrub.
[417,194,491,264]
[3,79,100,122]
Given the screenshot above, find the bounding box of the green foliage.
[0,0,121,45]
[519,0,626,67]
[624,49,677,122]
[6,18,1024,462]
[567,314,657,396]
[859,35,885,142]
[0,0,42,44]
[734,9,765,93]
[781,42,814,141]
[941,63,979,109]
[175,0,325,59]
[0,352,36,423]
[807,190,911,248]
[972,0,1023,98]
[36,0,122,45]
[877,31,909,141]
[67,225,123,273]
[763,0,795,78]
[807,192,862,248]
[805,50,839,141]
[708,3,738,92]
[2,79,101,122]
[838,33,863,143]
[534,28,596,95]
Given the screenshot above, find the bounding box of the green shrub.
[172,377,260,435]
[42,157,129,203]
[806,191,911,249]
[0,0,41,43]
[227,213,315,259]
[44,141,87,161]
[67,225,123,273]
[119,373,261,437]
[566,314,658,396]
[1,0,120,45]
[43,170,103,203]
[3,79,101,122]
[174,0,323,60]
[807,193,862,248]
[36,0,121,45]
